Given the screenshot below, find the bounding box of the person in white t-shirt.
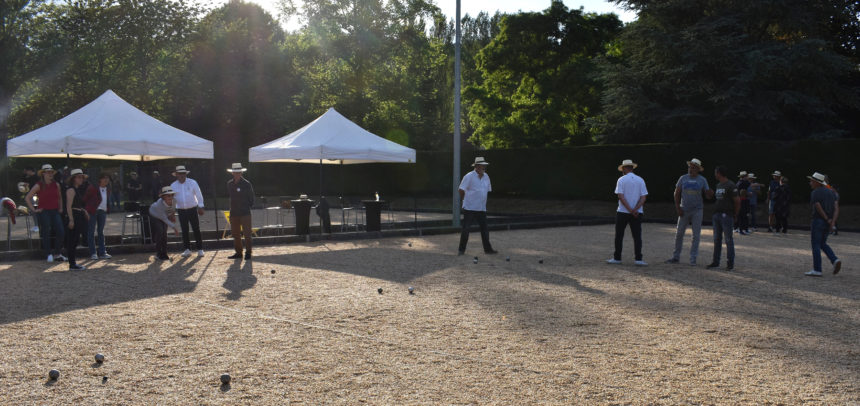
[170,165,206,258]
[608,159,648,266]
[457,157,497,255]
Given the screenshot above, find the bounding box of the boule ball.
[408,243,412,247]
[49,369,60,380]
[95,353,105,363]
[408,286,414,294]
[539,259,544,264]
[220,373,231,385]
[377,288,383,294]
[506,256,510,262]
[271,269,275,274]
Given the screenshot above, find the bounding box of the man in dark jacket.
[227,163,255,260]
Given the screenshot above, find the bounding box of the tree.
[601,0,860,143]
[465,1,622,148]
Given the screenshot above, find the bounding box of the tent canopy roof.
[6,90,213,161]
[249,108,415,164]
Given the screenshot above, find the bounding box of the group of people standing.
[23,162,256,269]
[610,158,843,277]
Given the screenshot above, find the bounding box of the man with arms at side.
[458,157,497,256]
[667,158,712,266]
[707,166,740,271]
[170,165,206,258]
[226,163,255,260]
[608,159,648,266]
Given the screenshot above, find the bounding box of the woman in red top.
[25,164,66,262]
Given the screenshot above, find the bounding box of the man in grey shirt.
[667,158,712,266]
[149,186,180,261]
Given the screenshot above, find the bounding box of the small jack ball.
[95,353,105,363]
[271,269,275,274]
[539,259,544,264]
[377,288,383,294]
[48,369,60,380]
[408,286,414,294]
[220,374,231,385]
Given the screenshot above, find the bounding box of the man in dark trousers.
[707,166,740,271]
[805,172,842,277]
[735,171,751,234]
[608,159,649,266]
[149,186,180,261]
[458,157,497,255]
[226,163,255,260]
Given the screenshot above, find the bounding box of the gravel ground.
[0,224,857,404]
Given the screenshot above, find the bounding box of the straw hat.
[471,157,489,167]
[687,158,704,171]
[617,159,638,171]
[772,170,781,177]
[807,172,827,185]
[173,165,190,175]
[227,163,247,173]
[748,173,756,180]
[159,186,176,196]
[129,171,138,177]
[69,168,86,177]
[37,164,56,176]
[153,170,160,175]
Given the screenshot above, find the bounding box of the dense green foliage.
[1,0,858,177]
[601,0,860,143]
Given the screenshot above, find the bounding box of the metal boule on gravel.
[408,243,412,247]
[95,353,105,363]
[473,259,478,264]
[539,259,544,264]
[271,269,275,274]
[220,373,231,385]
[408,286,414,294]
[377,288,383,294]
[102,376,108,383]
[506,256,510,262]
[48,369,60,380]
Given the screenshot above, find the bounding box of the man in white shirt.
[458,157,497,255]
[608,159,648,266]
[170,165,206,257]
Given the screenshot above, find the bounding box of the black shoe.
[227,253,243,259]
[665,258,679,264]
[726,262,734,271]
[485,249,498,255]
[244,252,252,260]
[69,264,86,271]
[706,263,720,269]
[157,255,170,261]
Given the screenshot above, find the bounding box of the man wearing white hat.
[149,186,180,261]
[226,163,255,260]
[608,159,648,266]
[766,170,782,232]
[667,158,711,266]
[805,172,842,277]
[170,165,206,257]
[458,157,497,255]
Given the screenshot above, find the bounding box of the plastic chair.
[222,210,259,239]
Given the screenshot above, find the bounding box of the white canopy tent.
[7,90,213,161]
[249,108,415,164]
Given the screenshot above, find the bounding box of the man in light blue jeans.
[667,158,712,266]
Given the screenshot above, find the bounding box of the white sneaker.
[805,270,823,277]
[606,259,622,264]
[90,254,99,260]
[56,254,67,262]
[635,260,649,266]
[197,250,205,257]
[99,253,112,259]
[181,249,192,258]
[47,254,54,263]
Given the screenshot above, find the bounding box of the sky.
[201,0,638,30]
